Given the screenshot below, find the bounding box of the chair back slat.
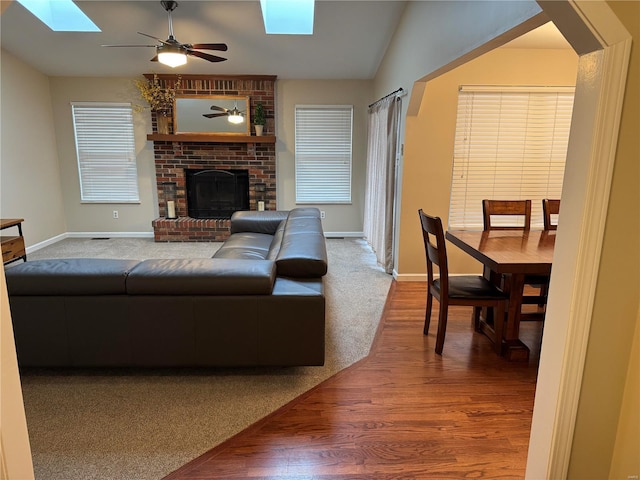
[482,199,531,231]
[543,199,561,230]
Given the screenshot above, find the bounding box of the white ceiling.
[0,0,408,78]
[502,21,571,49]
[0,1,572,79]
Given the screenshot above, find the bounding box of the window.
[72,103,140,203]
[260,0,314,34]
[449,86,574,229]
[295,105,352,204]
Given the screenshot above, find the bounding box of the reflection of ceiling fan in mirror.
[203,104,245,124]
[102,1,228,68]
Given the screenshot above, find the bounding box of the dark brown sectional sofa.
[5,208,328,368]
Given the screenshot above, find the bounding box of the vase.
[157,112,171,135]
[255,124,264,136]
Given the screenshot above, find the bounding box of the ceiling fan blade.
[137,32,167,45]
[203,113,228,118]
[209,105,228,112]
[186,50,227,63]
[102,44,157,48]
[190,43,228,51]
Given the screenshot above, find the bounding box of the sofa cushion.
[266,224,285,261]
[5,258,139,295]
[126,258,276,295]
[212,232,273,260]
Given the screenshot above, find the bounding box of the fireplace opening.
[186,169,250,219]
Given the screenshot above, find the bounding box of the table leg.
[501,273,530,361]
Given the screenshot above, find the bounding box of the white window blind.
[72,102,140,203]
[449,86,574,229]
[295,105,352,204]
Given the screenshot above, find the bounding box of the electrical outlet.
[320,211,326,219]
[113,210,119,219]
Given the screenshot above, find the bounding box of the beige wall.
[372,1,545,105]
[568,1,640,477]
[609,310,640,478]
[49,77,157,234]
[2,74,374,239]
[0,50,66,246]
[275,79,373,234]
[398,47,578,278]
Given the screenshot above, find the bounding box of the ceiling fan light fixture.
[228,112,245,124]
[157,44,187,68]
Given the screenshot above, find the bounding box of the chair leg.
[493,301,505,356]
[472,307,481,331]
[539,283,549,309]
[435,302,448,355]
[424,292,433,335]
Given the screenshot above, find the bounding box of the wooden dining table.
[445,229,556,361]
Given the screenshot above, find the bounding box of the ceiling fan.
[102,0,228,68]
[203,104,245,124]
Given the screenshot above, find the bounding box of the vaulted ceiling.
[0,1,571,79]
[0,0,408,78]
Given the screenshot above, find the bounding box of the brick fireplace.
[148,74,276,242]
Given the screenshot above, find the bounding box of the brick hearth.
[149,75,276,242]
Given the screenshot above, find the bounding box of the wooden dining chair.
[482,199,531,230]
[543,199,561,230]
[418,209,508,355]
[482,199,547,318]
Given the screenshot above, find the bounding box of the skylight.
[17,0,100,32]
[260,0,314,35]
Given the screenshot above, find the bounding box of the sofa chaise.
[5,208,328,368]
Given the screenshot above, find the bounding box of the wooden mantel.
[147,134,276,144]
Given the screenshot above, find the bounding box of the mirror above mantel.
[174,95,251,135]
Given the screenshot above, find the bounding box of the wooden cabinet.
[1,218,26,265]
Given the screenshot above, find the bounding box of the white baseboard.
[65,231,154,239]
[393,272,426,282]
[25,233,68,254]
[324,231,364,238]
[26,231,363,254]
[26,231,154,254]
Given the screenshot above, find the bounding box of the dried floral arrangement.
[134,74,182,113]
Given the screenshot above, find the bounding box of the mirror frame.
[173,95,251,135]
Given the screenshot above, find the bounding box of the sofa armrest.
[230,210,289,235]
[275,208,328,278]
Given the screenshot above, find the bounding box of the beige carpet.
[18,237,392,480]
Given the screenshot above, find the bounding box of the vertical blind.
[449,86,575,229]
[72,102,140,203]
[295,105,352,204]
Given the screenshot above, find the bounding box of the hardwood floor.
[163,281,541,479]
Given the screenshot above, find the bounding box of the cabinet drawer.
[2,235,26,263]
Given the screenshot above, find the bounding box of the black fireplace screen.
[186,169,249,219]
